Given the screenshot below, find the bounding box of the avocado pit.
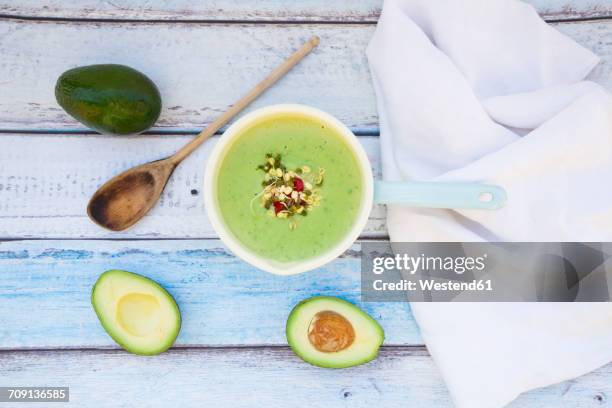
[286,296,384,368]
[308,311,355,353]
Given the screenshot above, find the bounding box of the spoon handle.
[374,181,507,210]
[171,36,320,164]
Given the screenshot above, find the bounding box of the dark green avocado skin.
[55,64,162,135]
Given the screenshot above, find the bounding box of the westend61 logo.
[361,242,612,302]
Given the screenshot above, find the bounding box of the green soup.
[216,113,364,263]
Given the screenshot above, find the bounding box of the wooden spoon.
[88,36,320,231]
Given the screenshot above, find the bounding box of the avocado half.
[91,270,181,356]
[286,296,384,368]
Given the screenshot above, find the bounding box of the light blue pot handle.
[374,181,507,210]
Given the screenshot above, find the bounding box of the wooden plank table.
[0,1,611,406]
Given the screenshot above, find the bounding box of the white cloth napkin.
[366,0,612,406]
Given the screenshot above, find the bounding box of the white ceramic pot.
[204,104,374,276]
[205,104,506,275]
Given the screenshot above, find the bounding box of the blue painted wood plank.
[0,240,419,349]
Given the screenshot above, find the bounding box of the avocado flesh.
[286,296,384,368]
[55,64,161,135]
[91,270,181,356]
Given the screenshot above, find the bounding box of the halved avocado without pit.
[286,296,384,368]
[91,270,181,356]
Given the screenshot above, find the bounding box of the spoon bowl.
[87,158,176,231]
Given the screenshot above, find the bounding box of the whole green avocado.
[55,64,162,135]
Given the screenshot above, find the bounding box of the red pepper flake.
[293,177,304,192]
[273,201,284,214]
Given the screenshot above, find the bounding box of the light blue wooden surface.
[1,1,612,407]
[0,240,418,348]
